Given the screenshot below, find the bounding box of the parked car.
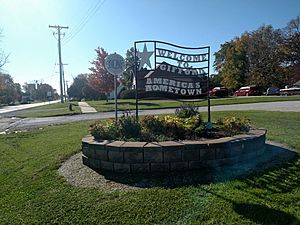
[234,86,261,96]
[266,87,280,96]
[280,87,300,95]
[209,87,229,97]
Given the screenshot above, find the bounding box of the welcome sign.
[134,40,210,99]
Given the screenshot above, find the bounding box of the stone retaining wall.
[82,129,266,173]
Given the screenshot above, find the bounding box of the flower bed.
[82,128,266,174]
[89,113,251,142]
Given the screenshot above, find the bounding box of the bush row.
[89,104,251,142]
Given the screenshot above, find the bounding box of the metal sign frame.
[134,40,211,122]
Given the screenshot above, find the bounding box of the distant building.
[291,63,300,84]
[292,80,300,88]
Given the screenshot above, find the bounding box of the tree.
[209,73,223,88]
[68,74,87,100]
[23,83,37,100]
[0,29,9,70]
[0,73,18,105]
[88,47,114,101]
[14,83,22,102]
[214,35,249,90]
[23,82,55,101]
[82,85,105,100]
[246,25,286,88]
[68,74,105,100]
[36,83,54,100]
[121,47,135,89]
[214,24,290,89]
[281,16,300,83]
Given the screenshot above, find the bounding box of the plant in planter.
[89,120,120,140]
[118,115,141,140]
[140,115,166,142]
[175,103,199,118]
[89,116,142,141]
[89,108,251,141]
[216,116,251,136]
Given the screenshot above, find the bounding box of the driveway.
[1,101,299,132]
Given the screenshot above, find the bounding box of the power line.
[51,57,57,77]
[63,0,99,40]
[49,25,69,103]
[63,0,106,45]
[63,0,104,44]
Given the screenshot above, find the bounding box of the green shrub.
[140,130,168,142]
[194,124,206,136]
[118,115,141,140]
[89,114,251,141]
[142,115,187,140]
[182,114,204,138]
[141,115,164,135]
[89,120,120,140]
[175,103,199,118]
[89,116,141,141]
[216,116,251,136]
[119,89,136,99]
[161,115,186,140]
[183,114,203,130]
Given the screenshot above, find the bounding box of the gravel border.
[58,141,297,192]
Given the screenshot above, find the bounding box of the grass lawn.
[17,102,81,118]
[26,102,79,110]
[0,111,299,224]
[17,108,81,118]
[87,95,300,112]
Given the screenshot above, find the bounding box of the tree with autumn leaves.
[214,16,300,90]
[88,47,114,101]
[87,46,136,100]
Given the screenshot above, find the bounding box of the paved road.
[0,101,299,133]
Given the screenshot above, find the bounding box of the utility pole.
[49,25,68,103]
[62,67,67,102]
[65,80,70,101]
[56,63,68,102]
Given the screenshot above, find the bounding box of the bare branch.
[0,52,9,69]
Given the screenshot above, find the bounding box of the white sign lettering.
[145,77,202,96]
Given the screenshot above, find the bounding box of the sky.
[0,0,299,92]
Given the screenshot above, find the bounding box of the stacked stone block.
[82,129,266,174]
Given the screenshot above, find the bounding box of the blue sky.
[0,0,299,91]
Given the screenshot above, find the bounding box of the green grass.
[17,102,81,118]
[17,108,81,118]
[87,96,300,112]
[28,102,79,110]
[0,111,299,224]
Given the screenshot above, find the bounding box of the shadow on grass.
[205,187,299,225]
[233,203,298,225]
[203,186,300,225]
[97,143,298,189]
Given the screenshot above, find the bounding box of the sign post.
[104,53,126,121]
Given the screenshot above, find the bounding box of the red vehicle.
[234,86,260,96]
[209,87,229,97]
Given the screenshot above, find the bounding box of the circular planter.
[81,128,266,174]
